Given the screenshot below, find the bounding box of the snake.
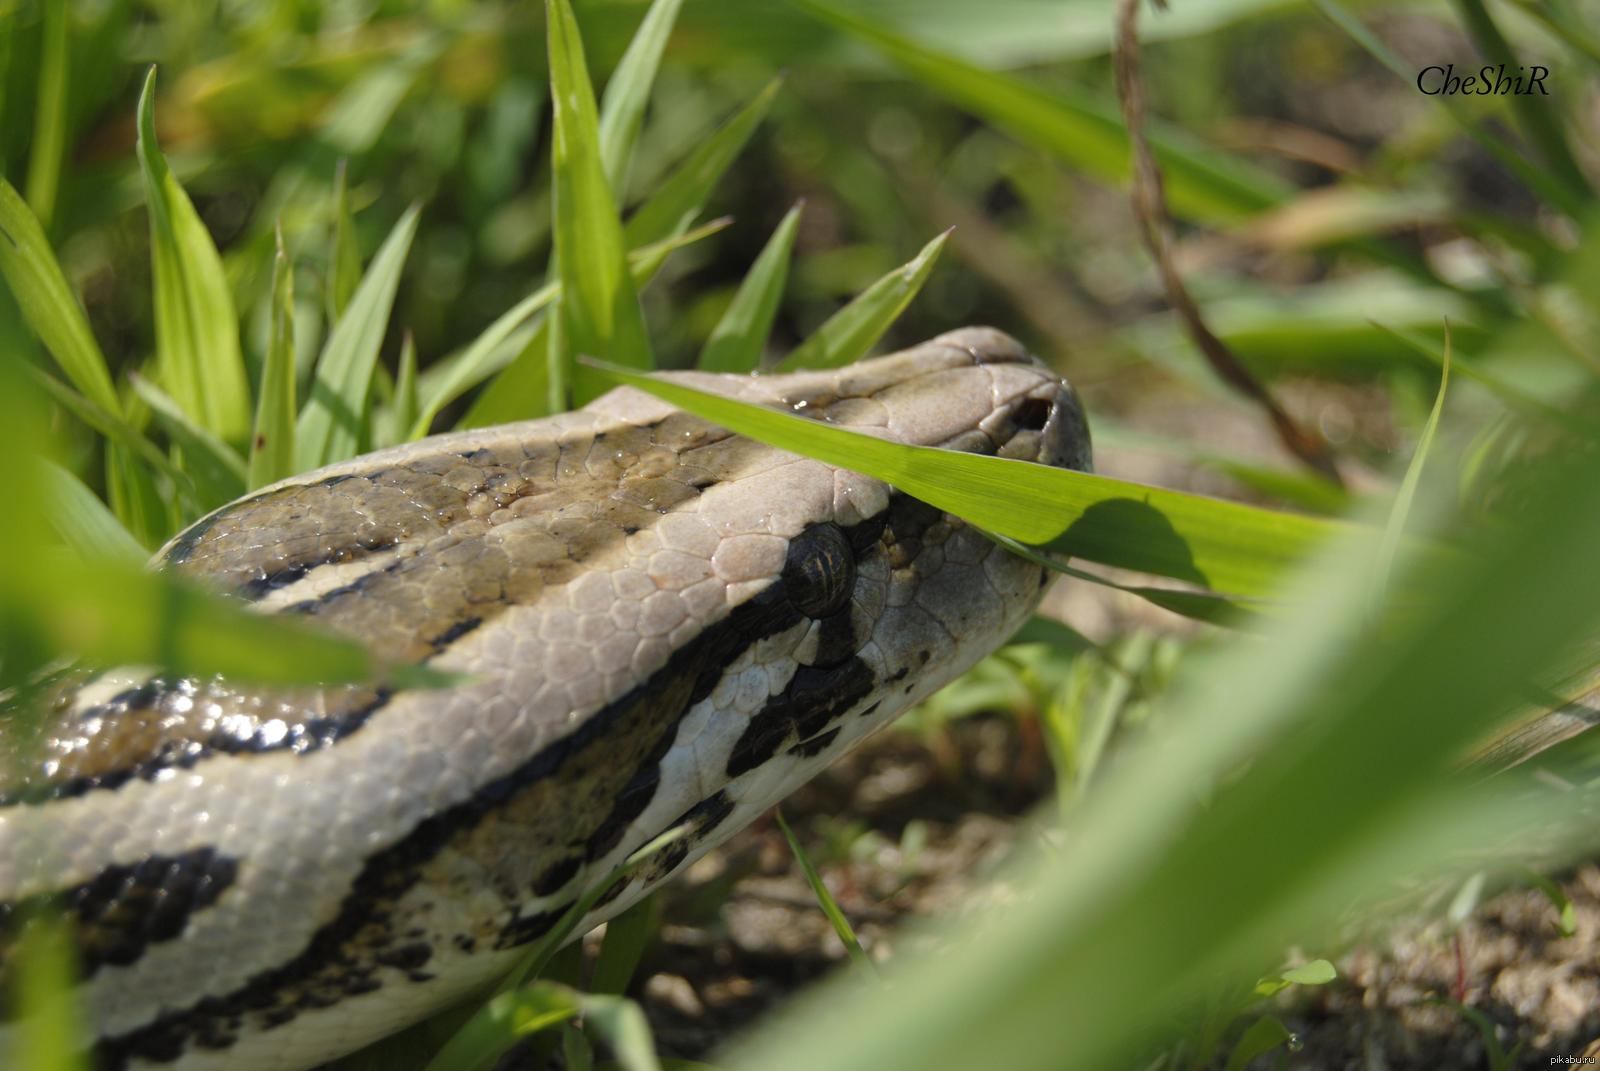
[0,327,1092,1070]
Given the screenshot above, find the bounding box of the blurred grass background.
[7,0,1570,473]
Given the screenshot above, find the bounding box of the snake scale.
[0,327,1092,1070]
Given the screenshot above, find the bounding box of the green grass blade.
[328,159,363,323]
[250,227,298,489]
[547,0,653,407]
[7,913,86,1071]
[29,367,197,501]
[776,229,949,372]
[578,994,663,1071]
[622,76,783,249]
[23,0,68,230]
[1367,322,1566,425]
[104,442,170,550]
[7,553,401,686]
[0,179,119,412]
[136,67,252,441]
[421,982,581,1071]
[585,362,1358,597]
[798,1,1284,223]
[564,1024,595,1071]
[598,0,685,192]
[420,221,730,435]
[698,202,803,373]
[416,286,558,435]
[775,809,877,979]
[591,897,657,996]
[1223,1017,1292,1071]
[296,204,420,470]
[386,330,418,449]
[458,313,556,430]
[996,537,1264,627]
[130,373,248,510]
[320,39,444,157]
[41,460,147,565]
[1371,327,1450,609]
[429,829,693,1071]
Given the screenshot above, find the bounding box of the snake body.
[0,327,1091,1070]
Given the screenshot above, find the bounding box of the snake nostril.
[1013,397,1051,431]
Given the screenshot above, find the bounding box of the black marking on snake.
[159,507,229,565]
[97,510,897,1065]
[585,757,668,865]
[497,907,565,951]
[317,472,369,488]
[788,726,841,758]
[280,558,408,615]
[635,790,740,888]
[531,854,581,898]
[725,657,876,778]
[684,789,735,837]
[373,942,432,972]
[428,616,483,651]
[812,607,858,668]
[0,848,238,982]
[238,536,401,600]
[0,688,395,808]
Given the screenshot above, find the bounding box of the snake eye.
[782,522,856,619]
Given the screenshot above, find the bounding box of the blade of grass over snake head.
[585,360,1359,597]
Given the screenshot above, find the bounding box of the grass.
[3,0,1600,1069]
